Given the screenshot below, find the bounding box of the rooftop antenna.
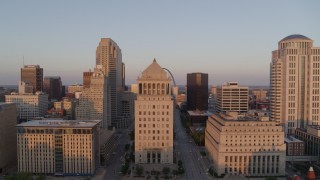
[23,56,25,66]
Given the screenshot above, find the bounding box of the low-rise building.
[285,136,304,156]
[205,112,286,177]
[295,126,320,160]
[16,120,101,176]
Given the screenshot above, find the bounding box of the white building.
[270,34,320,134]
[16,120,101,176]
[216,82,248,113]
[76,66,109,128]
[18,81,33,94]
[205,112,286,177]
[5,92,48,120]
[135,59,174,164]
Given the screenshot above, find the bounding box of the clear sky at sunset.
[0,0,319,86]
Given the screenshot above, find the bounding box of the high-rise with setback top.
[96,38,123,128]
[270,34,320,135]
[134,59,174,164]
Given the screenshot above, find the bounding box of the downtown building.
[0,103,17,174]
[96,38,124,128]
[187,72,208,111]
[270,34,320,135]
[76,66,109,128]
[43,76,62,101]
[134,59,174,164]
[21,65,43,93]
[5,92,48,120]
[16,120,101,176]
[205,112,286,177]
[216,82,249,113]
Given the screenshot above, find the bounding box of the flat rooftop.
[285,136,303,143]
[17,120,101,128]
[187,110,209,116]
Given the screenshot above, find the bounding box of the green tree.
[135,165,144,176]
[162,166,170,175]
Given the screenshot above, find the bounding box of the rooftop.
[280,34,311,41]
[17,120,101,128]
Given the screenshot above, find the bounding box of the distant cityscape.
[1,34,320,180]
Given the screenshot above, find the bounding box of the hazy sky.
[0,1,319,86]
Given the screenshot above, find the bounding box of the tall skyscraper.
[21,65,43,93]
[270,34,320,135]
[187,73,208,111]
[43,76,62,101]
[76,66,109,128]
[96,38,123,128]
[135,59,174,164]
[216,82,248,113]
[0,103,17,174]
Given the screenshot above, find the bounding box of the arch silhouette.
[162,68,176,86]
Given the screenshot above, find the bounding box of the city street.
[174,108,212,180]
[102,126,132,180]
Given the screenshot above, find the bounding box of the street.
[174,108,212,180]
[102,126,133,180]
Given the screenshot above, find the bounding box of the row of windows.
[138,111,170,116]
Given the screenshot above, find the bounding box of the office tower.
[216,82,248,113]
[5,92,48,120]
[96,38,123,128]
[76,66,109,128]
[187,73,208,111]
[54,97,75,120]
[43,76,62,101]
[205,112,286,177]
[21,65,43,93]
[119,91,136,127]
[67,84,83,94]
[16,120,101,176]
[0,103,17,174]
[83,71,93,89]
[134,59,174,164]
[18,81,33,94]
[270,34,320,135]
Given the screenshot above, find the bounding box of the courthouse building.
[205,112,286,177]
[134,59,174,164]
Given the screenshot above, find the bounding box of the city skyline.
[1,1,320,86]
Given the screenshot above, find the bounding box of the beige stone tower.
[96,38,123,128]
[270,34,320,135]
[134,59,174,164]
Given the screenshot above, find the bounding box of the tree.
[162,166,170,175]
[135,165,144,176]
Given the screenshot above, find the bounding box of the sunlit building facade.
[270,34,320,134]
[205,113,286,177]
[135,59,174,164]
[16,120,101,176]
[216,82,248,113]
